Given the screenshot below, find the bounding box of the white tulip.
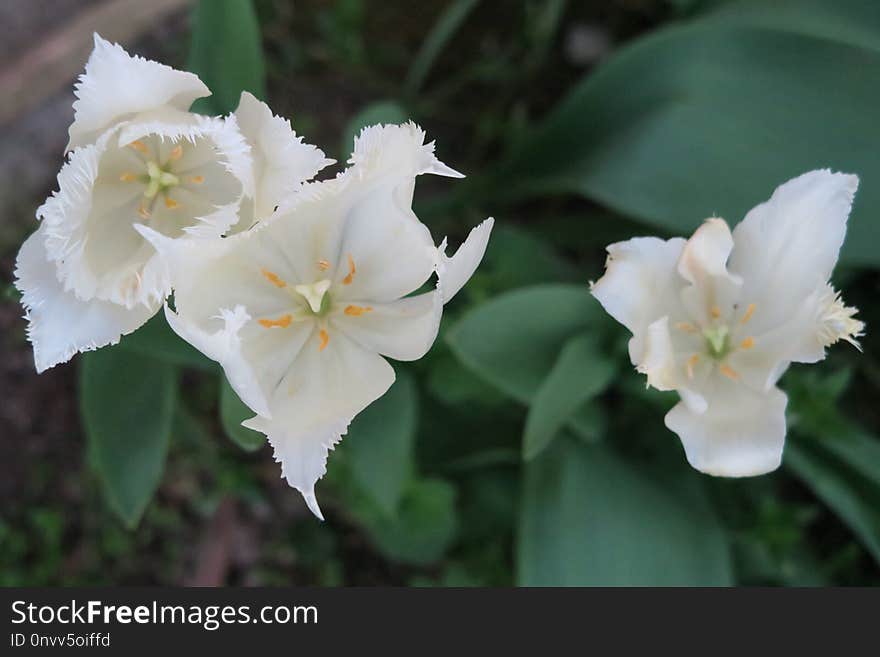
[153,123,493,517]
[591,170,864,477]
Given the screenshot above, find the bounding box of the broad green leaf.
[219,378,264,452]
[118,313,215,371]
[517,439,733,585]
[188,0,266,115]
[364,478,458,566]
[497,0,880,266]
[523,333,615,459]
[344,371,418,516]
[340,100,409,158]
[80,348,177,528]
[786,441,880,565]
[479,224,580,292]
[447,284,600,403]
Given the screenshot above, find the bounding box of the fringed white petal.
[436,217,494,304]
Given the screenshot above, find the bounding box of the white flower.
[153,123,493,518]
[591,170,864,477]
[231,92,334,231]
[17,110,252,372]
[67,34,210,151]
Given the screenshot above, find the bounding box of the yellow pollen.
[710,306,721,319]
[719,364,739,380]
[317,259,330,271]
[137,205,151,219]
[318,329,329,351]
[342,254,356,285]
[675,322,698,333]
[261,268,287,288]
[189,175,204,184]
[168,144,183,161]
[740,337,755,350]
[119,172,137,182]
[740,303,756,325]
[258,314,293,329]
[129,140,149,153]
[164,196,179,209]
[344,305,373,316]
[686,354,700,379]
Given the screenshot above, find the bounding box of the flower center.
[121,141,185,218]
[294,279,332,315]
[144,160,179,200]
[703,325,731,360]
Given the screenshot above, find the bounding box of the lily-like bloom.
[15,35,254,372]
[591,170,864,477]
[155,123,493,517]
[231,91,334,231]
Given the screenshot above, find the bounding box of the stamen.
[686,354,699,379]
[261,268,287,288]
[317,259,330,271]
[164,196,180,209]
[137,205,151,219]
[740,303,756,325]
[258,314,293,329]
[719,364,739,380]
[710,306,721,319]
[740,337,755,350]
[119,172,137,182]
[189,175,204,184]
[344,305,373,317]
[129,140,149,153]
[318,329,329,351]
[343,254,356,285]
[168,144,183,161]
[675,322,698,333]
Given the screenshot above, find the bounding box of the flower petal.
[68,34,210,151]
[729,170,858,337]
[234,92,333,222]
[677,218,742,324]
[331,290,442,362]
[243,331,396,519]
[665,376,787,477]
[436,217,494,304]
[15,227,155,372]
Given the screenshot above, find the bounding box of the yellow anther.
[258,314,293,329]
[342,254,356,285]
[317,259,330,271]
[344,305,373,317]
[740,303,756,325]
[168,144,183,161]
[189,175,204,184]
[129,140,149,153]
[119,172,137,182]
[318,329,329,351]
[710,306,721,319]
[261,268,287,288]
[137,205,151,219]
[740,337,755,350]
[719,364,739,380]
[686,354,700,379]
[675,322,698,333]
[164,196,180,209]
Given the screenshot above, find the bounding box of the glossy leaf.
[80,348,176,528]
[517,439,734,585]
[188,0,266,114]
[118,313,215,371]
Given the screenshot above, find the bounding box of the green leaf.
[498,0,880,266]
[364,478,458,565]
[341,100,409,157]
[344,371,418,516]
[786,440,880,565]
[447,284,601,404]
[219,378,265,452]
[523,333,615,459]
[479,224,580,292]
[118,313,216,371]
[517,439,733,585]
[188,0,266,115]
[80,348,177,528]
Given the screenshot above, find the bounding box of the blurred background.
[2,0,880,586]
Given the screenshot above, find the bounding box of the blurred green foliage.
[5,0,880,587]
